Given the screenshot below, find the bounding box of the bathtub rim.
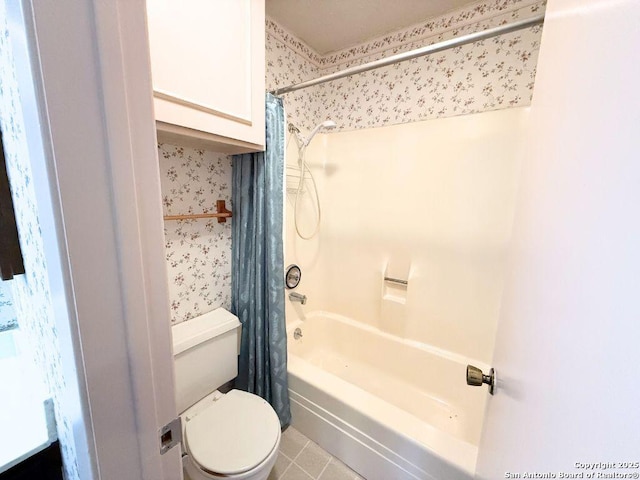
[287,310,492,374]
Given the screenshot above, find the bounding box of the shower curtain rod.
[270,14,544,96]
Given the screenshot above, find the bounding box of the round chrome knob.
[466,365,496,395]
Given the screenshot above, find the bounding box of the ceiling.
[266,0,480,55]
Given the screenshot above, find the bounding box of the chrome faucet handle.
[288,292,307,305]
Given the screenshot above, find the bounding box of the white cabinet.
[147,0,265,153]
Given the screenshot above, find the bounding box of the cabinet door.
[147,0,265,150]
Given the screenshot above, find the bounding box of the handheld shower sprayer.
[288,120,337,149]
[302,120,337,147]
[288,119,337,240]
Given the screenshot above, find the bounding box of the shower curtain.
[231,94,291,427]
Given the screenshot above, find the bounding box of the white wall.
[286,107,528,364]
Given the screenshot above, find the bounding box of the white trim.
[90,1,182,477]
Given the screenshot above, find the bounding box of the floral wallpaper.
[0,282,17,331]
[0,4,79,479]
[265,21,324,133]
[159,144,233,324]
[266,0,545,132]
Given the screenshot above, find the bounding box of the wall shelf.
[163,199,232,223]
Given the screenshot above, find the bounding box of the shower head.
[320,120,337,129]
[303,120,337,147]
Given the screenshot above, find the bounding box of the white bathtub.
[286,312,490,480]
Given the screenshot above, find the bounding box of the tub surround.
[286,107,528,364]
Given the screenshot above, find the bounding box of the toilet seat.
[184,390,281,476]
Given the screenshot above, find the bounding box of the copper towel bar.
[163,199,232,223]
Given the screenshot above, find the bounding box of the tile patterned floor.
[269,427,364,480]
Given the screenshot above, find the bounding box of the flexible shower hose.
[287,132,322,239]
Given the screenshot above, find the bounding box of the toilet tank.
[172,308,241,413]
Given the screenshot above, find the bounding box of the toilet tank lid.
[172,308,241,356]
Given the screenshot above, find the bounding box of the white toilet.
[172,308,282,480]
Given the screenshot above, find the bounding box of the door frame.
[9,0,181,478]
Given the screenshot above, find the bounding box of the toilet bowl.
[181,390,281,480]
[172,309,282,480]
